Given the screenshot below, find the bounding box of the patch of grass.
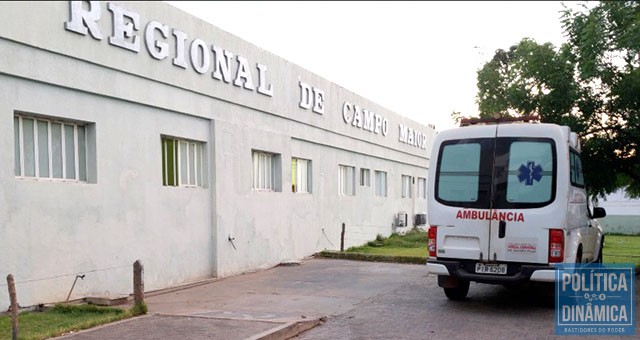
[340,228,639,268]
[347,228,428,259]
[0,304,136,340]
[603,234,640,267]
[131,301,148,316]
[347,246,427,258]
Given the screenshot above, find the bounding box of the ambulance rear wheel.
[444,280,469,300]
[575,247,583,264]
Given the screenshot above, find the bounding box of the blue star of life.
[518,161,543,185]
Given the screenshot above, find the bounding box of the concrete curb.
[246,318,325,340]
[53,314,152,339]
[315,251,426,265]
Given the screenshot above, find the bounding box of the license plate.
[475,263,508,275]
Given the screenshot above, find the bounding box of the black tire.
[444,280,470,300]
[576,247,583,265]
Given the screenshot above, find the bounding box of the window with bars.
[360,168,370,187]
[253,150,279,191]
[339,165,355,196]
[417,177,427,199]
[14,114,88,181]
[375,170,387,197]
[292,158,311,193]
[162,136,204,187]
[402,175,412,198]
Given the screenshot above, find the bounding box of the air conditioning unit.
[415,213,427,226]
[394,212,408,227]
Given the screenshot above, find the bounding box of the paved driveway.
[56,258,639,339]
[58,258,427,340]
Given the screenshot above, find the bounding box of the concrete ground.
[56,258,428,340]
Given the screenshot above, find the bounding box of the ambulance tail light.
[548,229,564,263]
[428,226,437,258]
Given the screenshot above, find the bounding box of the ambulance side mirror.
[592,207,606,219]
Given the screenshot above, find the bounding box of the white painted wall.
[0,1,435,307]
[0,76,213,306]
[597,190,640,235]
[598,190,640,216]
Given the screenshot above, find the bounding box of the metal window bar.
[33,118,40,178]
[339,166,342,194]
[295,159,308,193]
[74,125,79,180]
[163,138,168,185]
[47,121,53,179]
[18,116,25,177]
[61,122,67,180]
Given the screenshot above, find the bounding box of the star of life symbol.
[518,161,543,185]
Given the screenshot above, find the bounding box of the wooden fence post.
[133,260,144,305]
[7,274,19,340]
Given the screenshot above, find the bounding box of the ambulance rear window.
[435,137,556,209]
[435,138,494,209]
[437,143,481,202]
[505,141,554,204]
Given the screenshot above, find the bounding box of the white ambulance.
[426,117,606,300]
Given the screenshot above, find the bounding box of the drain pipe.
[66,274,85,302]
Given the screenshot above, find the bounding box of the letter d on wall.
[299,81,312,109]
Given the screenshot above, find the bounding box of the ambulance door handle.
[498,220,506,238]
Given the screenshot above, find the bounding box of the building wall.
[0,75,214,305]
[597,190,640,235]
[0,1,436,307]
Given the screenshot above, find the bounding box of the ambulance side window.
[570,150,585,187]
[437,143,481,203]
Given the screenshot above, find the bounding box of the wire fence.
[317,224,394,252]
[0,264,131,287]
[1,262,137,308]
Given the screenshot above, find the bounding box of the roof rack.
[460,115,540,127]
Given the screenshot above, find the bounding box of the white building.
[0,1,436,307]
[598,190,640,235]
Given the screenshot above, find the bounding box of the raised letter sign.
[299,81,312,110]
[363,110,375,132]
[299,81,324,114]
[65,0,103,40]
[107,2,140,52]
[256,63,273,96]
[234,56,254,90]
[352,107,363,128]
[312,88,324,114]
[190,39,210,74]
[145,21,169,60]
[172,29,188,69]
[343,101,389,136]
[342,101,353,124]
[212,45,233,83]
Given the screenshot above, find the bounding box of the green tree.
[476,1,640,198]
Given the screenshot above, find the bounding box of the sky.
[165,1,570,132]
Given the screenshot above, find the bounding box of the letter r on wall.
[65,0,103,40]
